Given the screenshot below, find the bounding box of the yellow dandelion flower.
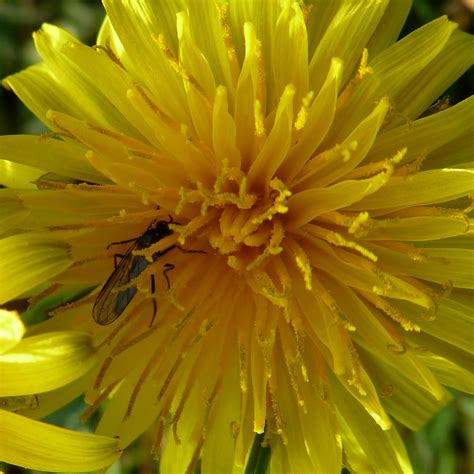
[1,1,473,472]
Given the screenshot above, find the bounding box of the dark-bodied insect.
[93,217,198,326]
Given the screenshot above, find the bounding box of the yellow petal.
[288,171,389,229]
[228,0,281,108]
[408,331,471,375]
[0,234,72,304]
[248,84,295,187]
[96,16,124,56]
[15,187,145,228]
[201,336,241,473]
[0,410,120,472]
[332,374,413,474]
[0,159,43,189]
[368,96,474,165]
[103,0,190,124]
[391,28,474,124]
[0,189,29,235]
[426,133,473,169]
[309,0,388,95]
[416,290,473,354]
[17,370,94,421]
[330,16,455,143]
[59,40,160,146]
[306,0,344,59]
[271,347,319,472]
[366,0,411,57]
[273,3,308,105]
[361,214,469,241]
[0,331,97,396]
[368,244,474,289]
[303,96,391,188]
[361,347,451,431]
[281,57,343,182]
[0,309,24,354]
[177,11,215,145]
[188,1,237,97]
[349,169,474,210]
[321,277,444,398]
[3,64,70,129]
[95,363,160,449]
[0,134,108,184]
[32,24,141,138]
[212,86,241,169]
[234,22,265,169]
[416,353,474,394]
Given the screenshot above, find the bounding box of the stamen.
[348,212,372,238]
[393,151,427,177]
[128,83,177,129]
[217,3,240,84]
[248,269,289,314]
[337,48,373,109]
[185,439,204,474]
[238,345,249,394]
[28,283,62,308]
[292,326,309,382]
[291,142,358,190]
[346,337,365,395]
[254,99,265,137]
[160,25,213,110]
[38,127,75,142]
[283,237,313,290]
[123,342,161,420]
[375,241,428,262]
[111,323,159,359]
[96,304,138,349]
[93,356,112,391]
[312,276,355,331]
[362,291,421,332]
[279,322,306,411]
[343,148,406,180]
[294,91,314,131]
[49,293,95,317]
[255,298,279,380]
[92,41,125,69]
[251,178,291,225]
[304,224,378,262]
[81,380,119,421]
[156,354,183,403]
[268,378,287,444]
[151,405,171,458]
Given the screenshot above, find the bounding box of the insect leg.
[149,274,157,328]
[162,263,175,290]
[113,254,125,269]
[174,246,206,255]
[107,238,137,250]
[107,217,163,251]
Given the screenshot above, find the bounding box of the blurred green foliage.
[0,0,472,473]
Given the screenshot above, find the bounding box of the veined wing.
[93,247,149,325]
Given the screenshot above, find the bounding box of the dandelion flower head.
[1,0,473,472]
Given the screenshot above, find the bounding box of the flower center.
[174,161,292,272]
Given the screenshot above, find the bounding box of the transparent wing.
[92,247,148,325]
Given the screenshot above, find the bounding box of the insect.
[93,217,194,326]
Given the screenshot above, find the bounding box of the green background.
[0,0,472,473]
